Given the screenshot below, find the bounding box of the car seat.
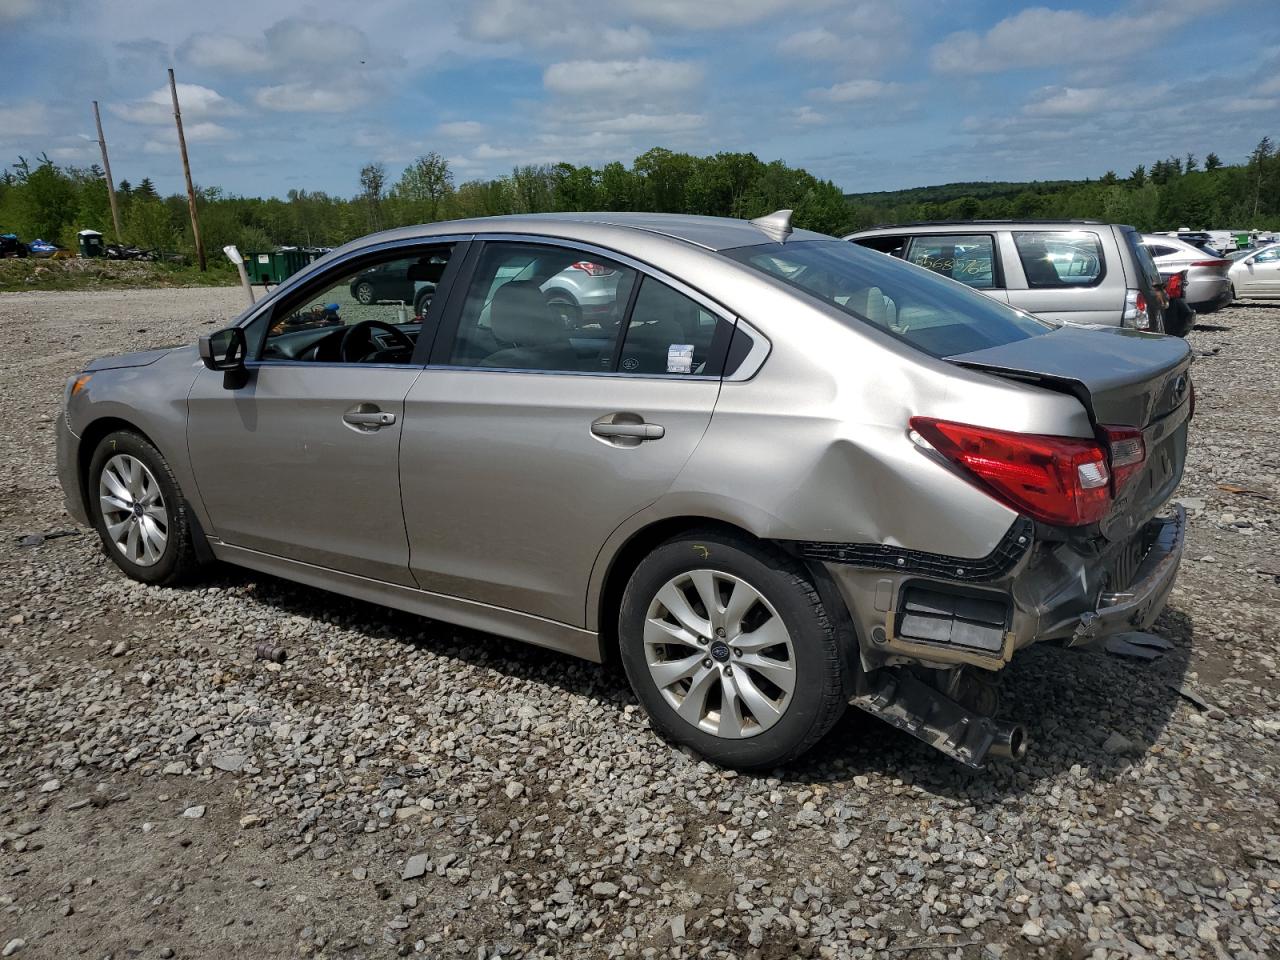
[479,280,580,370]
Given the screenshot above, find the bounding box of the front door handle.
[342,405,396,430]
[591,422,664,439]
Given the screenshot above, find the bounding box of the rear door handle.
[591,421,664,440]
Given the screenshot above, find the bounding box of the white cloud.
[812,79,901,103]
[543,58,702,102]
[792,106,826,126]
[0,102,49,137]
[252,83,371,113]
[931,1,1228,74]
[109,83,239,126]
[436,120,487,140]
[588,113,704,133]
[0,0,37,23]
[621,0,821,29]
[1023,86,1111,117]
[182,33,269,72]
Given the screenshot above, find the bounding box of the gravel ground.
[1,287,1278,960]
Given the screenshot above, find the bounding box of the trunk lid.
[951,325,1192,541]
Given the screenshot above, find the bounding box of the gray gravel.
[1,287,1278,959]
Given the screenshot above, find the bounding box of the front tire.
[354,281,375,304]
[88,431,199,585]
[618,530,847,770]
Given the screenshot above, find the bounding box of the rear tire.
[88,431,200,586]
[355,281,375,305]
[618,530,847,770]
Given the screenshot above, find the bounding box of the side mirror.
[198,326,250,389]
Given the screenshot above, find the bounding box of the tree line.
[1,138,1275,266]
[845,138,1279,233]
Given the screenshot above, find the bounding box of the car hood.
[84,345,187,372]
[950,325,1191,428]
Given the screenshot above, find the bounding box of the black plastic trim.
[790,517,1032,582]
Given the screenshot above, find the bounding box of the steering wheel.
[339,319,415,363]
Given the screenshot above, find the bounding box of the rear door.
[400,238,733,627]
[1004,229,1119,324]
[901,233,1008,303]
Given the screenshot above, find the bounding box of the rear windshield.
[723,239,1050,357]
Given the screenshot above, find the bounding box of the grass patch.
[0,257,240,293]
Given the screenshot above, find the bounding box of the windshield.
[723,239,1050,357]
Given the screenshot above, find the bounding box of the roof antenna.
[749,209,793,243]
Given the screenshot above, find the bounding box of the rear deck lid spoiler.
[949,325,1192,427]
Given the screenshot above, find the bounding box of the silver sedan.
[56,212,1192,769]
[1229,242,1280,300]
[1142,234,1233,312]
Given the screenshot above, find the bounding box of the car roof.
[341,212,831,255]
[849,219,1111,235]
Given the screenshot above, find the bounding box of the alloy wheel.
[644,569,796,739]
[98,453,168,567]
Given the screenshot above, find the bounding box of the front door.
[186,242,461,585]
[1239,247,1280,296]
[400,240,733,626]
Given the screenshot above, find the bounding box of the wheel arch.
[591,515,859,686]
[76,415,216,563]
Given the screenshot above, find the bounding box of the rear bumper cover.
[814,506,1186,671]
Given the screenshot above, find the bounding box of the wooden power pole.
[168,68,206,271]
[91,101,123,241]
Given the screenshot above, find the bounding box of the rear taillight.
[1100,426,1145,492]
[1165,272,1184,299]
[1191,259,1231,269]
[569,261,615,277]
[910,418,1112,527]
[1123,289,1150,330]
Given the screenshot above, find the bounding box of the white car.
[1141,235,1233,313]
[1228,243,1280,300]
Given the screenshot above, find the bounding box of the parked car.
[846,220,1169,333]
[0,233,28,258]
[1228,242,1280,300]
[57,212,1192,770]
[1141,234,1233,313]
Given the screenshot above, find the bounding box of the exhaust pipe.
[987,722,1028,761]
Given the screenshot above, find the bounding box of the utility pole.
[91,101,123,241]
[168,68,206,271]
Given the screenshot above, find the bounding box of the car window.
[616,277,730,376]
[1145,244,1178,258]
[851,235,907,258]
[447,242,637,371]
[259,245,453,363]
[724,239,1049,358]
[1012,231,1105,288]
[904,234,998,289]
[1254,247,1280,263]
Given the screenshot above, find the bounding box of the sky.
[0,0,1276,199]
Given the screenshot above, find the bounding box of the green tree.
[392,152,453,224]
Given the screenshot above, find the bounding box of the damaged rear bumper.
[810,505,1187,673]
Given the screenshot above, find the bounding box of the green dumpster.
[243,248,324,285]
[77,229,105,258]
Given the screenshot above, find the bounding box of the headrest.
[407,257,447,283]
[490,280,560,345]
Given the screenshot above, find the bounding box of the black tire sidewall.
[87,431,190,585]
[618,533,843,769]
[356,281,375,304]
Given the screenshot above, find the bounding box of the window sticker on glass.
[667,343,694,374]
